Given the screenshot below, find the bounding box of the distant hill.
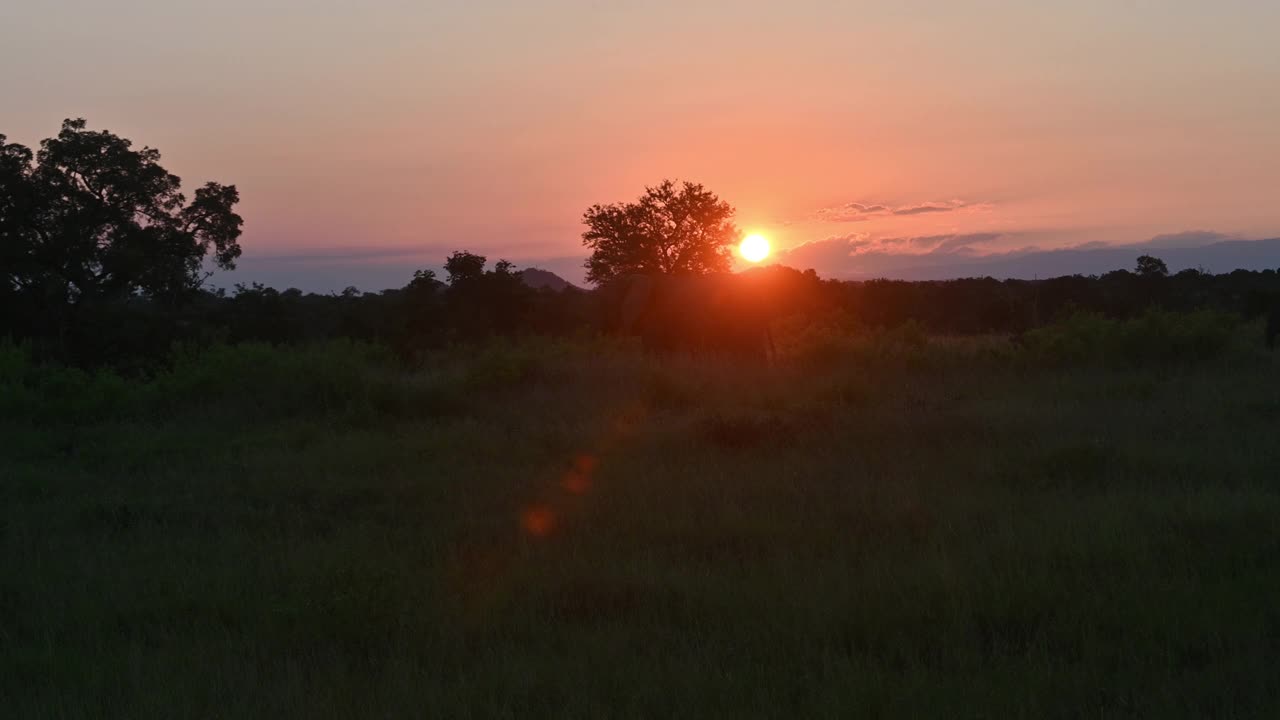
[519,267,578,291]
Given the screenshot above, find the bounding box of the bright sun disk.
[740,234,770,263]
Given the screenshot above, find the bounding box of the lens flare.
[521,506,556,537]
[739,234,770,263]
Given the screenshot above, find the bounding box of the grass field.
[4,326,1280,718]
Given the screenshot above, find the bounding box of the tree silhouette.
[581,180,739,286]
[407,268,440,291]
[1135,255,1169,278]
[1,119,242,305]
[444,251,487,286]
[439,251,531,339]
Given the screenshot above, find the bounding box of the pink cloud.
[814,199,991,222]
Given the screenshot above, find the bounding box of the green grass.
[3,332,1280,718]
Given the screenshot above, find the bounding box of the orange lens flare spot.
[561,472,592,494]
[573,454,598,474]
[561,454,597,494]
[521,506,556,537]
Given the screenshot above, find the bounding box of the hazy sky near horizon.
[4,1,1280,289]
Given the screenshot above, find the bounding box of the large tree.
[1,118,242,306]
[581,180,738,286]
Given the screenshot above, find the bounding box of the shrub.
[1021,309,1239,368]
[0,340,136,423]
[0,340,32,383]
[463,342,537,390]
[1,341,465,427]
[150,341,461,423]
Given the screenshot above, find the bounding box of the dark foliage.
[581,179,738,285]
[1269,305,1280,350]
[836,267,1280,335]
[1136,254,1170,278]
[1,120,241,303]
[5,249,1280,371]
[4,122,1279,368]
[2,119,242,366]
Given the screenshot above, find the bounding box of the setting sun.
[740,234,770,263]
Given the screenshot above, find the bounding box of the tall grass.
[1020,308,1248,368]
[2,320,1279,718]
[1,340,465,425]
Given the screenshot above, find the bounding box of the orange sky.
[4,1,1279,288]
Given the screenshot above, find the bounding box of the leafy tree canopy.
[0,118,242,305]
[445,251,488,286]
[581,180,738,286]
[1135,254,1170,278]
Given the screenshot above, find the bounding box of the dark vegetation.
[5,121,1279,369]
[5,334,1280,717]
[5,120,1280,716]
[7,254,1280,371]
[581,179,739,284]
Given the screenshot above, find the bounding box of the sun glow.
[739,234,770,263]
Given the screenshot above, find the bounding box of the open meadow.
[4,317,1280,718]
[8,1,1280,715]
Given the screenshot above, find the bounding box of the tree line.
[4,119,1280,370]
[7,253,1278,370]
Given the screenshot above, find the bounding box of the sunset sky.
[4,1,1279,289]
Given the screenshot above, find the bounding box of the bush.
[152,341,462,423]
[0,341,135,423]
[777,308,1243,374]
[1,341,464,427]
[1022,309,1240,368]
[461,340,551,391]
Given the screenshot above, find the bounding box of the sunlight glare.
[740,234,770,263]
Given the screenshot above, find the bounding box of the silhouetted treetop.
[1136,254,1170,278]
[408,268,440,291]
[581,179,739,286]
[1,118,242,304]
[445,251,487,286]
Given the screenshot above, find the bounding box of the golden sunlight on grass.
[740,233,770,263]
